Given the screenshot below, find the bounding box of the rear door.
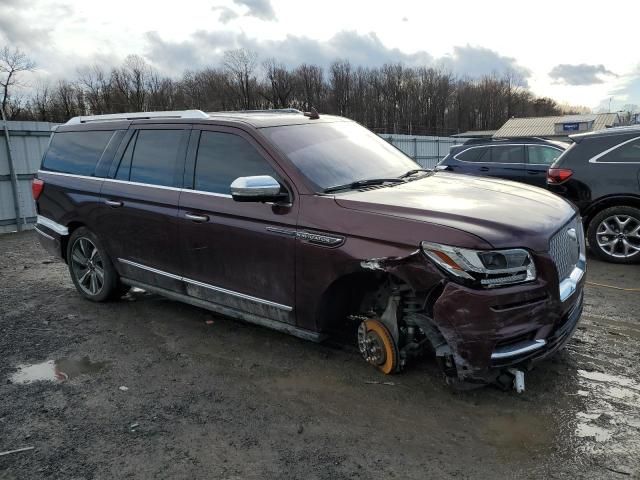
[483,145,526,182]
[590,135,640,193]
[526,144,563,187]
[97,125,190,291]
[178,126,298,324]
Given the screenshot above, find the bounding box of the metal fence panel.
[379,133,465,169]
[0,121,55,233]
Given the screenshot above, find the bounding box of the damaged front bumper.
[431,255,585,384]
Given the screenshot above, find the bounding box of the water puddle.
[10,357,107,384]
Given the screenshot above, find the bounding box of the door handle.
[185,213,209,223]
[105,200,123,208]
[527,170,540,175]
[479,167,490,172]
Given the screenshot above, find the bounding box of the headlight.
[421,241,536,288]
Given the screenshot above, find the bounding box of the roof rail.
[65,110,210,125]
[207,108,303,116]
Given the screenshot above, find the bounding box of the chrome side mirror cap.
[230,175,284,202]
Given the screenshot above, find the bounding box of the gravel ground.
[0,231,639,480]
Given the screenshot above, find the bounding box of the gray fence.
[380,134,465,169]
[0,121,55,234]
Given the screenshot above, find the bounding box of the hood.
[334,172,577,251]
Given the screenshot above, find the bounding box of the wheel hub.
[596,214,640,259]
[358,325,387,366]
[357,319,398,374]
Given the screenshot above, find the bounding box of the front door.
[97,126,190,291]
[178,127,298,324]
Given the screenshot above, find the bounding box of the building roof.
[493,113,620,138]
[451,130,496,138]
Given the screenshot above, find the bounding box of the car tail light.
[32,178,44,200]
[547,168,573,184]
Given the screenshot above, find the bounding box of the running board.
[120,277,327,343]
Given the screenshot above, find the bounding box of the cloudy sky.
[2,0,639,111]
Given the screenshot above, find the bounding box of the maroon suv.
[33,109,586,389]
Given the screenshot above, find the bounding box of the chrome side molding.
[36,215,69,236]
[120,277,322,342]
[117,258,292,312]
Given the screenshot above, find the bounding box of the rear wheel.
[67,227,123,301]
[587,206,640,264]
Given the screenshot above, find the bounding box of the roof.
[451,130,496,138]
[205,111,346,128]
[493,113,621,138]
[64,109,348,129]
[571,123,640,141]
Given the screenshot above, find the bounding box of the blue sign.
[562,123,580,131]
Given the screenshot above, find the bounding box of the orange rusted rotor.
[358,319,398,375]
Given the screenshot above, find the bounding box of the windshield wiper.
[399,168,431,178]
[323,178,405,193]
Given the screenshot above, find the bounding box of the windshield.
[262,122,420,192]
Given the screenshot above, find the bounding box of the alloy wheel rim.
[596,215,640,259]
[71,237,105,295]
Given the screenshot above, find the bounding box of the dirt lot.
[0,231,639,480]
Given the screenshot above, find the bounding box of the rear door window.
[490,145,525,164]
[127,130,186,187]
[527,145,562,165]
[194,131,277,195]
[456,146,490,162]
[41,131,115,176]
[598,138,640,163]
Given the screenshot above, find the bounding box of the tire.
[586,206,640,264]
[66,227,124,301]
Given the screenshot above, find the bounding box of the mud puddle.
[10,357,107,384]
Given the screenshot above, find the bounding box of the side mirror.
[230,175,286,203]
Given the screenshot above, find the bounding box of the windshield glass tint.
[263,122,419,191]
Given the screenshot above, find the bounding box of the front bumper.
[432,253,585,383]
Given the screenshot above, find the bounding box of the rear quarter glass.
[41,130,116,176]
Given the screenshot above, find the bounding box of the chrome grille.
[549,216,583,281]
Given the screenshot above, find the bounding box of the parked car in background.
[32,110,585,390]
[437,138,567,187]
[547,125,640,264]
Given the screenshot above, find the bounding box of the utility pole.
[1,105,25,231]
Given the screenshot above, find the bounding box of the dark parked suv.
[547,125,640,264]
[33,109,585,390]
[437,138,567,187]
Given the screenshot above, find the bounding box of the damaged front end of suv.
[347,217,586,392]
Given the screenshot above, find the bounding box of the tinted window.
[599,138,640,163]
[491,145,524,164]
[42,131,114,176]
[128,130,184,187]
[528,145,562,165]
[456,147,489,162]
[194,131,277,194]
[262,122,418,191]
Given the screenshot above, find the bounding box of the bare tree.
[262,58,295,108]
[0,46,35,117]
[224,48,258,109]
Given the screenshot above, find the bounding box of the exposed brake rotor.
[357,319,398,374]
